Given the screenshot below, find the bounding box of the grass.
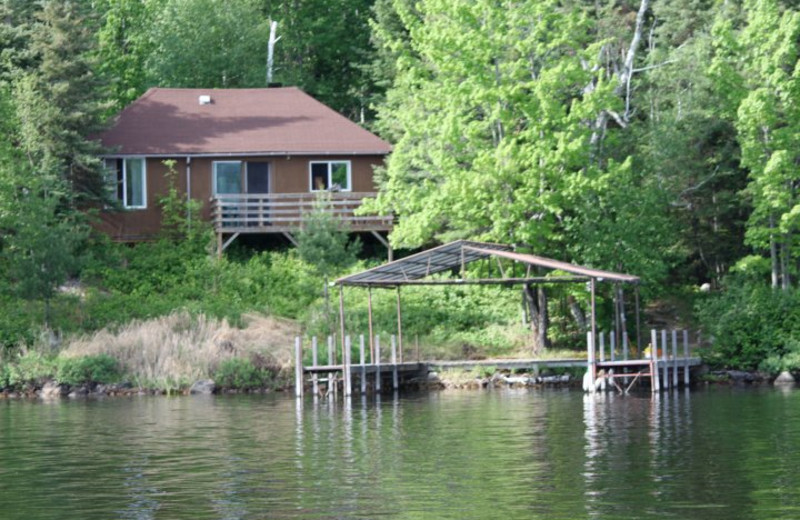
[59,311,299,390]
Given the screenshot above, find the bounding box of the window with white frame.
[213,161,244,195]
[309,161,351,192]
[104,158,146,209]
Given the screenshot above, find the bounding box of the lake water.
[1,386,799,519]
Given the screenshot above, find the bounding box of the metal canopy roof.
[337,240,641,286]
[465,247,641,284]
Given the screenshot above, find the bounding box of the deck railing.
[212,192,392,233]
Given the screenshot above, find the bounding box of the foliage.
[696,281,800,370]
[4,351,57,389]
[56,354,121,386]
[213,358,276,390]
[295,194,361,278]
[157,159,208,244]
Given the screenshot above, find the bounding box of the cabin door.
[246,162,270,194]
[246,162,270,226]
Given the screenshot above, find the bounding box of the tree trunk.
[782,236,790,290]
[523,284,550,355]
[770,214,779,289]
[568,294,588,333]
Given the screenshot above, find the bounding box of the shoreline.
[1,366,794,401]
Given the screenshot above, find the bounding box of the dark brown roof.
[99,87,392,156]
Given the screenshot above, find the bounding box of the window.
[213,161,244,195]
[309,161,351,192]
[105,158,146,209]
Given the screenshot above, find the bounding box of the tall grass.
[60,311,298,389]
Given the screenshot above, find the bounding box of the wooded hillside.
[1,0,800,372]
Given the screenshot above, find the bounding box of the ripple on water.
[2,387,800,519]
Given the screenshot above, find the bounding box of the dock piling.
[661,330,668,389]
[360,335,367,394]
[391,334,399,390]
[294,336,303,398]
[683,329,690,386]
[344,336,352,397]
[312,336,319,396]
[672,330,678,387]
[375,335,382,392]
[651,329,659,392]
[327,335,335,396]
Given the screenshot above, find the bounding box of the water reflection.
[2,388,800,519]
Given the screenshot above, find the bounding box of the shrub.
[213,358,274,390]
[696,281,800,370]
[5,351,57,389]
[56,354,121,386]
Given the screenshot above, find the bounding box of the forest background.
[1,0,800,390]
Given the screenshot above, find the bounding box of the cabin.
[96,87,393,253]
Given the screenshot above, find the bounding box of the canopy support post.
[396,285,403,363]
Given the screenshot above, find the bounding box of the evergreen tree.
[12,0,110,201]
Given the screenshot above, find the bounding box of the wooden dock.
[293,329,703,397]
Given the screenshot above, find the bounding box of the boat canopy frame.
[334,240,642,369]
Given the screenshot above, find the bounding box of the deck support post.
[282,231,299,247]
[370,231,393,262]
[294,336,303,398]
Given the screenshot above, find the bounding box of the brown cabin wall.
[94,154,384,241]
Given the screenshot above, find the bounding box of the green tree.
[12,0,110,201]
[145,0,269,89]
[296,195,361,334]
[710,0,800,288]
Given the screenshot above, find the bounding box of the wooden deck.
[212,192,393,233]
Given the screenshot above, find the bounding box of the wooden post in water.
[328,335,336,397]
[672,330,678,388]
[311,336,319,397]
[651,329,660,392]
[590,278,597,385]
[359,335,367,394]
[661,329,668,389]
[391,334,399,391]
[344,335,352,397]
[375,335,382,392]
[586,331,596,392]
[599,332,605,363]
[683,329,690,386]
[294,336,303,398]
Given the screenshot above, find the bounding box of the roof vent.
[198,95,212,105]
